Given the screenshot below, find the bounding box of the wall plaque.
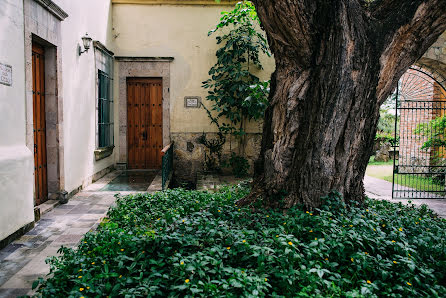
[184,96,201,108]
[0,63,12,86]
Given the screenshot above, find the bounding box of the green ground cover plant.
[368,156,394,166]
[33,185,446,297]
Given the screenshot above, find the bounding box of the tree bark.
[239,0,446,208]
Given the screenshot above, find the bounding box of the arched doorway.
[393,65,446,198]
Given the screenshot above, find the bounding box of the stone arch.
[415,57,446,90]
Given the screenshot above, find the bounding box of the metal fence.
[161,142,174,190]
[392,67,446,199]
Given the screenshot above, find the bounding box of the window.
[98,70,114,148]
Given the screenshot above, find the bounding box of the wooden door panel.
[141,83,153,169]
[127,83,134,168]
[149,82,163,168]
[127,78,162,169]
[134,82,141,168]
[32,43,48,205]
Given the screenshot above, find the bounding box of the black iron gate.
[392,66,446,198]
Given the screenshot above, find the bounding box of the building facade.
[0,0,445,245]
[0,0,274,246]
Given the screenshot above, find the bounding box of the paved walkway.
[364,175,446,218]
[0,170,159,297]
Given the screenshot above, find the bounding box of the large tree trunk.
[239,0,446,208]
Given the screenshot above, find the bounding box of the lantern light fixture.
[78,33,92,56]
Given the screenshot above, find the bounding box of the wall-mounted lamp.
[78,33,92,56]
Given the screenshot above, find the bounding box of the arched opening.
[393,64,446,198]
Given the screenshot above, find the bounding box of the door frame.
[116,57,172,169]
[24,1,67,203]
[25,36,64,203]
[31,42,48,205]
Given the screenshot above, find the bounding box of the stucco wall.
[112,4,275,135]
[112,4,275,179]
[0,0,27,147]
[53,0,115,193]
[0,0,34,241]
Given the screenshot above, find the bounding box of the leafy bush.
[414,116,446,150]
[375,132,399,147]
[377,111,396,135]
[224,152,250,177]
[202,1,270,136]
[33,186,446,297]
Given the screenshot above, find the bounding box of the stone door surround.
[116,57,173,168]
[24,0,68,203]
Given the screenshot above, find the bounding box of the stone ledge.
[93,41,114,57]
[94,146,114,161]
[34,0,68,20]
[147,170,163,192]
[115,56,174,62]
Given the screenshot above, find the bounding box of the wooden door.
[127,78,163,169]
[32,43,48,205]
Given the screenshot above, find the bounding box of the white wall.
[0,0,34,241]
[53,0,114,193]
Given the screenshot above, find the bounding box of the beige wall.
[0,0,34,241]
[112,4,275,135]
[112,3,275,180]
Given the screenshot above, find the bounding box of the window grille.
[98,70,114,148]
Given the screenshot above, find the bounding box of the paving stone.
[364,175,446,218]
[63,227,93,235]
[78,214,104,221]
[49,208,71,216]
[0,288,30,298]
[0,170,165,292]
[69,221,97,228]
[0,244,24,262]
[56,204,77,210]
[67,205,93,215]
[0,258,31,286]
[53,234,83,244]
[87,209,108,214]
[0,272,41,290]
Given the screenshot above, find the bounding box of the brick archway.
[393,65,446,198]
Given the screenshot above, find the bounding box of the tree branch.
[375,0,446,102]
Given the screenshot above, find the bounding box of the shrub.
[224,153,250,177]
[375,132,399,147]
[33,186,446,297]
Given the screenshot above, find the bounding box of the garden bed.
[33,184,446,297]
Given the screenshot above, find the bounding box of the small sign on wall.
[0,63,12,86]
[184,96,201,108]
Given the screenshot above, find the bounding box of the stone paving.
[0,170,160,297]
[364,175,446,218]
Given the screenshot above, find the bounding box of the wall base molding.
[0,222,35,250]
